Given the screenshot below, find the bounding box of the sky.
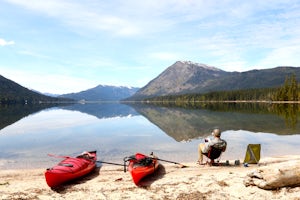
[1,0,300,94]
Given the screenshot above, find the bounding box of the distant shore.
[1,155,300,200]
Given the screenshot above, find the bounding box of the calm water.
[0,102,300,169]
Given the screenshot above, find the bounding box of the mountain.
[128,61,300,100]
[30,89,60,97]
[59,85,139,101]
[0,74,69,104]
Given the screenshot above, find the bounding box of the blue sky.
[1,0,300,94]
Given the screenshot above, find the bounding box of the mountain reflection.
[0,103,138,131]
[60,103,138,119]
[125,102,300,142]
[1,102,299,142]
[0,104,60,130]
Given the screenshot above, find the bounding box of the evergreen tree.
[273,74,298,101]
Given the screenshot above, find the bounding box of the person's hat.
[212,128,221,137]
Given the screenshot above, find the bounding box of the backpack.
[212,139,227,151]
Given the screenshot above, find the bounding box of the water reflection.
[0,107,175,169]
[0,102,300,169]
[127,102,300,141]
[272,103,299,129]
[0,104,60,130]
[0,103,138,132]
[60,102,138,119]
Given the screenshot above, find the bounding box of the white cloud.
[257,45,300,68]
[4,0,141,36]
[5,0,300,40]
[2,0,300,91]
[0,38,15,46]
[149,52,180,61]
[18,50,50,59]
[217,61,249,72]
[0,68,98,94]
[1,0,249,38]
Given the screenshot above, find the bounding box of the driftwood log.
[244,160,300,190]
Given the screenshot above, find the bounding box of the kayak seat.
[124,155,153,167]
[135,157,153,166]
[77,151,95,159]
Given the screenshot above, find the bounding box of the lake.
[0,102,300,169]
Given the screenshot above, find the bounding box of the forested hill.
[0,75,71,104]
[128,61,300,100]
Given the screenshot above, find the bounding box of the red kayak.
[45,151,97,188]
[125,153,159,185]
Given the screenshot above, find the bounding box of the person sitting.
[197,128,227,165]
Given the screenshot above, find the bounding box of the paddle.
[148,152,187,168]
[96,161,124,166]
[155,158,187,168]
[96,161,127,172]
[47,154,70,159]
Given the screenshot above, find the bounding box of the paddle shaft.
[97,161,124,166]
[156,158,182,165]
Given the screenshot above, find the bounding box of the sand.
[1,155,300,200]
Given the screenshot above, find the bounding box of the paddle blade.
[178,164,188,168]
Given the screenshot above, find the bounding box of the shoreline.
[1,155,300,200]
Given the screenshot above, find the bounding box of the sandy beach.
[1,155,300,200]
